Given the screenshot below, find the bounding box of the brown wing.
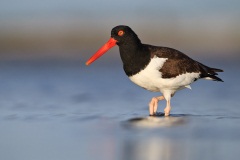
[148,46,223,81]
[160,58,202,78]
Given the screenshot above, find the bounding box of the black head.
[111,25,141,46]
[86,25,142,66]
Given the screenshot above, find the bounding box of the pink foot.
[164,106,171,116]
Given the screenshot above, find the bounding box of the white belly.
[129,57,200,93]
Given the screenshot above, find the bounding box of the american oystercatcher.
[86,25,223,116]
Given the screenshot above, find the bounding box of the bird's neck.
[119,42,151,76]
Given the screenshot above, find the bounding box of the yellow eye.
[118,30,124,36]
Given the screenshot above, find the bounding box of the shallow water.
[0,59,239,160]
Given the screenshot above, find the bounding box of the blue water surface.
[0,59,239,160]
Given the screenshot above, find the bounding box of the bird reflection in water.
[121,135,188,160]
[126,114,187,128]
[121,115,189,160]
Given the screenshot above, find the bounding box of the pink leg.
[163,93,174,116]
[164,100,171,116]
[148,96,164,115]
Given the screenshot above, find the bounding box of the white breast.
[129,56,200,93]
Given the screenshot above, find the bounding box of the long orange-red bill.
[86,37,117,65]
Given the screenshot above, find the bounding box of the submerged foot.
[149,112,165,117]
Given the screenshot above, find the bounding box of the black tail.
[208,67,224,82]
[210,67,224,74]
[199,63,224,82]
[207,74,224,82]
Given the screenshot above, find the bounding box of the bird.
[86,25,223,116]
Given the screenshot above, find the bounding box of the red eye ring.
[118,30,124,36]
